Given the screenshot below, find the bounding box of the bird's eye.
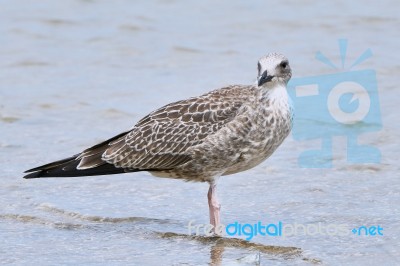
[280,61,288,69]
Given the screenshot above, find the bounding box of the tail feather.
[23,130,170,179]
[23,154,136,179]
[23,131,138,179]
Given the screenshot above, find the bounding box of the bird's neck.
[259,82,293,121]
[260,83,289,105]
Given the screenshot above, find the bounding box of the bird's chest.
[226,97,293,173]
[249,97,293,148]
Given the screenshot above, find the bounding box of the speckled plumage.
[24,53,293,184]
[145,84,293,182]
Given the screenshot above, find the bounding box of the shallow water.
[1,0,399,265]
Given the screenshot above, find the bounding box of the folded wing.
[24,86,247,178]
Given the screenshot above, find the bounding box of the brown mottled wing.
[88,86,249,170]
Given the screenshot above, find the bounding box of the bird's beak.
[258,71,274,86]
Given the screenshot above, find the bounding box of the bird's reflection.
[209,239,224,266]
[157,232,318,265]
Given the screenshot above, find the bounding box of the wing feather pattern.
[23,86,249,178]
[101,86,247,170]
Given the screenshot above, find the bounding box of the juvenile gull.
[24,53,293,232]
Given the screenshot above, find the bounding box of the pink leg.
[208,182,221,234]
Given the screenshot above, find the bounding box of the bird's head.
[257,53,292,87]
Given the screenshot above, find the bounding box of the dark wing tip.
[22,157,136,179]
[22,154,80,176]
[23,171,43,179]
[22,131,134,179]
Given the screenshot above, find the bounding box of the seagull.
[24,53,293,233]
